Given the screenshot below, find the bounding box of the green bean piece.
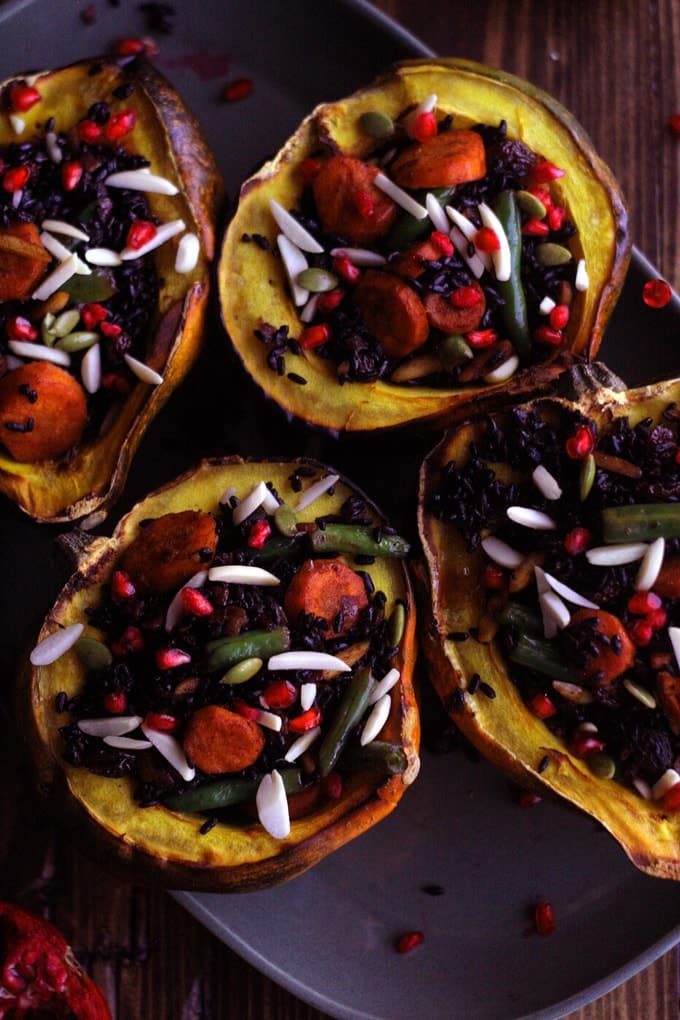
[339,741,408,776]
[493,190,531,359]
[499,601,542,636]
[384,186,455,249]
[602,503,680,543]
[309,524,409,558]
[318,666,376,777]
[579,453,596,501]
[220,656,263,685]
[249,534,304,564]
[439,334,473,370]
[509,633,582,684]
[203,626,290,673]
[274,504,298,537]
[163,768,303,814]
[387,602,406,647]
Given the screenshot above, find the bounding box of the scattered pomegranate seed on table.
[642,278,672,309]
[534,901,556,936]
[221,77,254,102]
[394,930,425,954]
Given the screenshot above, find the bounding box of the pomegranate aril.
[61,161,83,191]
[627,591,662,615]
[126,219,157,250]
[394,930,424,954]
[642,279,672,309]
[450,285,482,309]
[466,328,497,348]
[114,37,146,56]
[431,230,454,256]
[221,77,254,102]
[647,608,667,631]
[2,165,29,192]
[102,372,131,395]
[483,564,506,589]
[549,304,570,330]
[529,187,553,210]
[410,110,437,142]
[300,323,330,350]
[628,619,653,646]
[531,160,565,184]
[518,791,542,808]
[78,119,102,143]
[155,648,191,670]
[521,217,550,237]
[111,625,145,656]
[247,519,271,549]
[569,735,605,757]
[112,570,136,599]
[9,83,41,113]
[144,711,179,732]
[660,783,680,810]
[323,771,343,800]
[332,254,361,284]
[105,109,137,141]
[547,205,566,231]
[80,303,108,329]
[528,692,557,719]
[533,325,563,346]
[7,316,38,342]
[534,901,556,936]
[288,706,322,733]
[100,321,122,337]
[232,699,260,721]
[262,679,297,710]
[473,226,500,252]
[565,425,595,459]
[317,288,345,312]
[180,587,213,616]
[668,114,680,136]
[103,690,127,714]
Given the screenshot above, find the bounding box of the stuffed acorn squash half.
[0,58,222,522]
[23,458,419,891]
[418,367,680,880]
[219,58,629,433]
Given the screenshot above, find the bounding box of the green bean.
[249,534,304,564]
[499,602,542,636]
[318,666,376,777]
[508,633,582,684]
[203,626,289,673]
[309,524,409,558]
[339,741,408,776]
[384,186,455,249]
[163,768,302,814]
[493,190,531,360]
[220,657,263,685]
[602,503,680,543]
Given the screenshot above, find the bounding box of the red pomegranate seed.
[431,230,454,256]
[642,278,672,309]
[102,372,131,395]
[80,303,107,329]
[518,791,542,808]
[483,564,506,589]
[180,587,213,617]
[7,316,38,342]
[668,114,680,136]
[530,160,565,184]
[300,323,330,350]
[521,217,550,237]
[9,83,41,113]
[232,699,260,721]
[299,157,322,180]
[126,219,157,250]
[534,901,556,936]
[533,325,563,347]
[114,37,146,56]
[322,771,343,800]
[353,189,375,219]
[676,449,680,465]
[569,735,605,758]
[450,285,482,309]
[473,226,500,253]
[628,591,662,615]
[527,692,557,719]
[528,186,553,210]
[660,783,680,811]
[565,425,595,459]
[100,321,122,337]
[262,679,297,710]
[247,519,271,549]
[144,711,179,732]
[394,930,424,954]
[316,288,345,312]
[288,706,322,733]
[2,165,29,192]
[564,527,591,555]
[410,111,437,142]
[547,205,566,231]
[156,648,192,670]
[549,304,570,330]
[61,161,83,191]
[112,570,136,600]
[105,109,138,142]
[332,254,361,284]
[628,619,653,647]
[647,607,667,631]
[103,690,127,714]
[221,77,254,102]
[466,328,497,349]
[78,119,102,144]
[111,625,145,656]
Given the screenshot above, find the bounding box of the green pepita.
[75,636,113,671]
[516,190,547,219]
[387,602,406,648]
[274,503,298,537]
[358,110,394,139]
[220,656,264,685]
[41,313,57,346]
[296,268,338,293]
[52,309,81,338]
[579,453,596,501]
[586,750,616,780]
[439,334,473,370]
[56,331,99,353]
[535,243,572,267]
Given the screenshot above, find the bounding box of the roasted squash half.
[219,57,630,433]
[22,458,419,891]
[418,369,680,880]
[0,58,222,522]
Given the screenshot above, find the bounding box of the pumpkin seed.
[56,330,99,352]
[439,334,473,370]
[587,751,616,780]
[220,656,263,685]
[535,243,572,267]
[359,110,394,138]
[52,309,81,337]
[623,677,657,709]
[579,453,596,501]
[387,602,406,647]
[41,312,57,346]
[75,636,113,670]
[274,503,298,537]
[516,190,547,219]
[296,267,338,293]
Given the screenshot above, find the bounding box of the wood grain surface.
[2,1,678,1019]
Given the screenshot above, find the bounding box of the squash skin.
[219,57,630,434]
[21,458,420,892]
[417,373,680,881]
[0,58,223,523]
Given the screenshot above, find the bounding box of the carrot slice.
[0,362,87,462]
[312,156,398,245]
[183,705,265,774]
[0,222,50,301]
[423,283,485,333]
[354,269,429,359]
[284,558,368,637]
[567,608,635,685]
[390,128,487,189]
[118,510,217,594]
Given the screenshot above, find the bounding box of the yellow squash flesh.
[23,458,420,891]
[418,374,680,880]
[0,59,222,522]
[219,57,630,433]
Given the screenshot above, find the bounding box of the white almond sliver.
[284,726,321,763]
[539,296,556,315]
[105,169,179,195]
[175,232,200,273]
[539,591,570,638]
[404,92,437,129]
[30,623,84,665]
[120,219,186,260]
[256,770,290,839]
[261,488,280,513]
[329,246,386,267]
[232,481,269,526]
[141,724,195,782]
[31,252,79,301]
[478,202,511,281]
[255,709,282,732]
[8,340,70,367]
[12,189,22,209]
[374,172,427,219]
[575,258,589,292]
[481,536,523,569]
[534,565,551,596]
[276,233,309,306]
[299,293,320,323]
[294,473,339,512]
[104,735,152,750]
[652,768,680,801]
[9,113,25,134]
[634,536,665,591]
[425,191,449,233]
[485,354,519,385]
[81,342,101,395]
[165,570,209,631]
[369,668,400,705]
[267,651,351,672]
[532,464,562,501]
[39,231,91,275]
[42,219,89,242]
[542,570,598,609]
[208,565,280,586]
[445,208,492,272]
[124,354,164,386]
[78,715,143,737]
[585,543,648,566]
[360,693,391,745]
[219,485,236,507]
[269,199,323,254]
[507,506,556,530]
[633,777,652,800]
[300,682,316,711]
[447,223,486,278]
[85,248,123,267]
[668,627,680,673]
[46,131,63,164]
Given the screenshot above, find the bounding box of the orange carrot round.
[284,558,368,636]
[183,705,265,774]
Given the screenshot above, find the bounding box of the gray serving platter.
[1,1,679,1018]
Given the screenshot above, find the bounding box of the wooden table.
[2,1,678,1018]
